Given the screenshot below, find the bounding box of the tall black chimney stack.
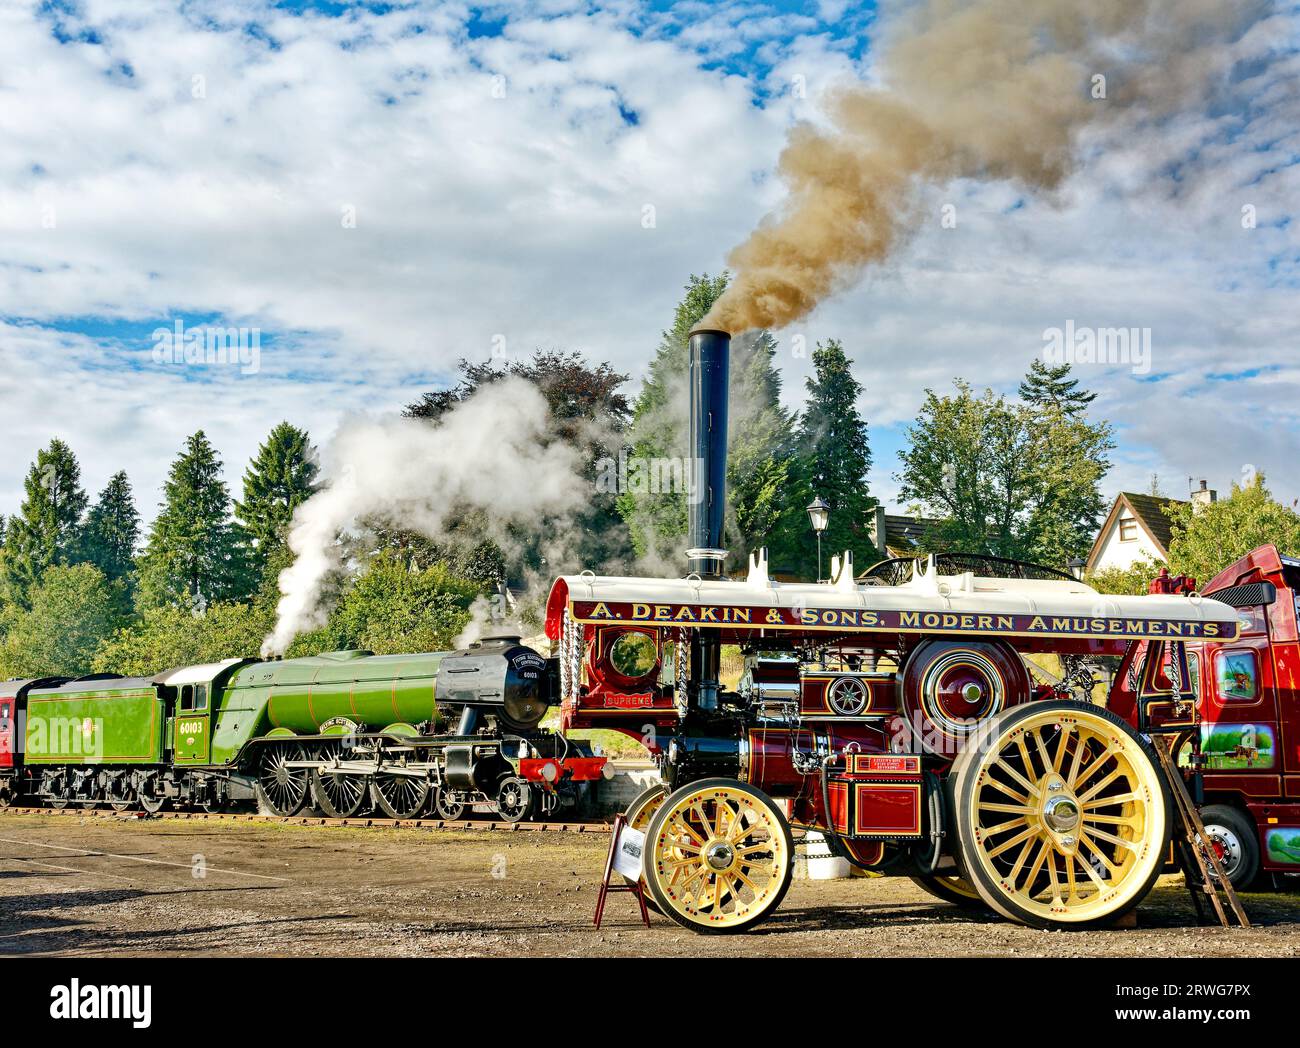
[686,327,730,579]
[685,326,729,714]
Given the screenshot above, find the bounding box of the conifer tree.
[1,439,88,608]
[136,431,248,610]
[617,273,797,570]
[235,422,319,580]
[83,471,140,586]
[779,340,875,578]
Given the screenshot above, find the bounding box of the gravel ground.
[1,812,1297,957]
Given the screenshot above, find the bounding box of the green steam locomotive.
[0,635,606,821]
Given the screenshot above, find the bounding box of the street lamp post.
[1068,557,1086,581]
[806,496,831,582]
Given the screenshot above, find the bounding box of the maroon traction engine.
[543,327,1241,934]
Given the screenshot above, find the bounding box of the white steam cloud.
[263,378,589,656]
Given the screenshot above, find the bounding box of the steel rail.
[0,806,611,833]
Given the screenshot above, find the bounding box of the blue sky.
[2,0,1298,536]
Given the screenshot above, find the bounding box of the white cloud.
[0,0,1296,535]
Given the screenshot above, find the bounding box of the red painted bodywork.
[0,696,14,769]
[518,756,608,785]
[1110,545,1300,872]
[550,550,1298,872]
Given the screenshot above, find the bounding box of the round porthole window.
[609,631,659,681]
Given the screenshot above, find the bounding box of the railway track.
[0,806,611,833]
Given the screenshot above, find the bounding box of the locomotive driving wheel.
[952,701,1168,929]
[255,743,312,817]
[370,770,430,819]
[644,778,794,934]
[310,766,370,819]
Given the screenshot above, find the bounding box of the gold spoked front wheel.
[954,701,1168,929]
[644,778,793,934]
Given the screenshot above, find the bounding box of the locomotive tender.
[541,326,1247,933]
[0,634,605,822]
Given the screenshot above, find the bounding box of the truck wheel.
[643,778,793,934]
[1199,805,1260,890]
[953,701,1169,930]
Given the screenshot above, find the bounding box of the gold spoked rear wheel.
[908,867,988,910]
[954,701,1168,929]
[622,783,668,912]
[644,778,793,934]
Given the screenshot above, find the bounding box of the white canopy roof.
[153,658,251,687]
[548,552,1242,642]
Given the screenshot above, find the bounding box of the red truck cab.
[1112,545,1300,887]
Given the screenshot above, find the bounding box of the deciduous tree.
[1,564,123,677]
[1166,475,1300,585]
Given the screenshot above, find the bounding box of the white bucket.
[803,831,851,880]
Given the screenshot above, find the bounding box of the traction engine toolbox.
[827,754,924,839]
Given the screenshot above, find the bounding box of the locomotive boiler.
[0,634,605,823]
[543,325,1244,934]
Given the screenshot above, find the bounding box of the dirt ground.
[1,812,1298,957]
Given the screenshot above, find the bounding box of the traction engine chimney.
[686,327,730,578]
[685,326,730,713]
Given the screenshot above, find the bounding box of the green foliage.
[295,551,482,655]
[235,422,318,581]
[92,600,276,677]
[1019,361,1114,567]
[0,564,126,677]
[82,471,140,587]
[897,381,1039,560]
[1,439,88,608]
[897,361,1112,571]
[1165,474,1300,586]
[92,552,482,675]
[135,431,251,612]
[1087,555,1165,596]
[776,339,874,578]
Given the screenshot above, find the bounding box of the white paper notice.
[612,824,646,880]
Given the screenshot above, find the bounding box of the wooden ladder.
[1153,738,1250,928]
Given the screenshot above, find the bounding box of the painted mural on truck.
[1200,723,1275,771]
[1266,829,1300,866]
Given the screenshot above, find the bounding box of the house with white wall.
[1085,481,1216,574]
